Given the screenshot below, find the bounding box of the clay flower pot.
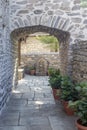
[76,119,87,130]
[30,70,35,75]
[52,88,61,100]
[63,100,74,116]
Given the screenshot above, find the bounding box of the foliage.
[69,82,87,126]
[48,68,62,89]
[25,66,35,71]
[75,82,87,100]
[37,35,59,52]
[69,100,87,126]
[81,0,87,8]
[48,68,60,77]
[49,75,62,89]
[60,76,78,101]
[29,66,36,70]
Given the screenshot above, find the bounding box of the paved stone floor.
[0,75,77,130]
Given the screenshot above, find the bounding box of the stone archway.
[1,0,87,115]
[10,25,70,87]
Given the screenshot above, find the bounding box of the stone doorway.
[36,58,49,76]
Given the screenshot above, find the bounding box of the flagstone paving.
[0,75,77,130]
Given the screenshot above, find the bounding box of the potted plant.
[49,72,62,100]
[69,82,87,130]
[60,76,78,115]
[29,66,36,75]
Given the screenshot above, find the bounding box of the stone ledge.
[18,68,25,80]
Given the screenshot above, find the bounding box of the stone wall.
[21,36,57,54]
[72,41,87,82]
[0,0,14,113]
[0,0,87,114]
[9,0,87,42]
[10,0,87,79]
[21,53,60,74]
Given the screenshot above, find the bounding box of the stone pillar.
[72,41,87,82]
[59,41,69,76]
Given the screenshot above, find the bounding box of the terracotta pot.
[30,70,35,75]
[63,100,74,116]
[76,119,87,130]
[52,88,61,100]
[61,100,65,105]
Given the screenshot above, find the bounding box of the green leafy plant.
[49,75,62,89]
[29,66,36,70]
[69,82,87,126]
[25,66,36,75]
[61,76,78,101]
[48,68,60,77]
[75,82,87,100]
[69,100,87,126]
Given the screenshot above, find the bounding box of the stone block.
[18,68,24,80]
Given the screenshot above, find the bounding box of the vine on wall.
[81,0,87,8]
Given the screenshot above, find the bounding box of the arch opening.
[21,33,60,76]
[10,25,70,88]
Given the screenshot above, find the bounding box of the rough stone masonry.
[0,0,87,113]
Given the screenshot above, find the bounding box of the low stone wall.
[21,53,60,74]
[72,41,87,82]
